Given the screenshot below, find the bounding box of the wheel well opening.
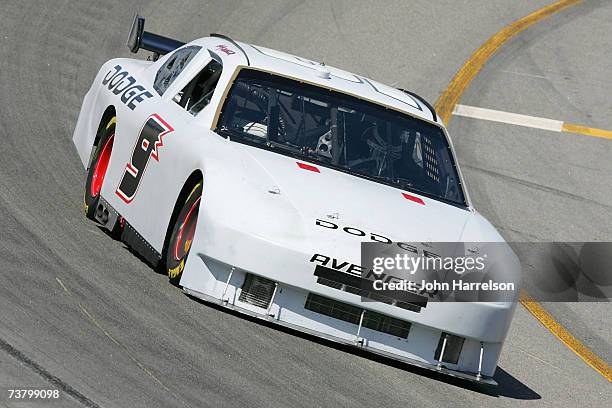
[160,170,204,267]
[94,106,117,149]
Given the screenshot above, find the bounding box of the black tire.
[84,116,116,220]
[165,182,203,286]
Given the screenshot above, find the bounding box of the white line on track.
[453,104,612,140]
[453,104,563,132]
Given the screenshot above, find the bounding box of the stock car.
[72,15,520,385]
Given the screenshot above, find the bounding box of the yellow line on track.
[562,123,612,140]
[434,0,611,381]
[520,290,612,382]
[434,0,582,125]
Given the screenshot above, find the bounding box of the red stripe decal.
[402,192,425,205]
[297,162,320,173]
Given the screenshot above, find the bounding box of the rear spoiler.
[126,14,185,59]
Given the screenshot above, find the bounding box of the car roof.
[190,36,438,124]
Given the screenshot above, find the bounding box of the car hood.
[204,143,484,259]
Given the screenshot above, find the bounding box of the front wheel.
[165,182,202,286]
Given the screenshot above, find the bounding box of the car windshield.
[216,69,466,207]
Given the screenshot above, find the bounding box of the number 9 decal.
[116,113,174,203]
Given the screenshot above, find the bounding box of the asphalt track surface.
[0,1,610,407]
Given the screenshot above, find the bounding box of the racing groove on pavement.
[0,1,610,407]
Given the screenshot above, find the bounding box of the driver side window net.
[173,59,223,115]
[153,45,201,96]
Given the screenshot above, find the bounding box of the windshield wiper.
[265,140,306,155]
[218,127,317,159]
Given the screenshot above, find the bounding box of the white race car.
[73,15,520,385]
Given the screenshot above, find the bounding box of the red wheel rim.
[173,196,201,261]
[90,134,114,197]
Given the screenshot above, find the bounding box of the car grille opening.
[434,332,465,365]
[316,277,422,313]
[304,293,411,339]
[238,274,276,309]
